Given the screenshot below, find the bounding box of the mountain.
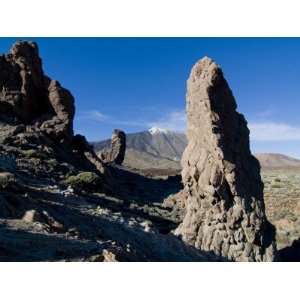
[94,127,187,161]
[255,153,300,168]
[93,128,300,170]
[93,127,186,170]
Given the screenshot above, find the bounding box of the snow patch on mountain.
[148,127,169,135]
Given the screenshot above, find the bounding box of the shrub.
[22,149,37,158]
[22,149,48,159]
[63,172,102,193]
[271,184,282,189]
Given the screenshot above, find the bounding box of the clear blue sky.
[1,38,300,158]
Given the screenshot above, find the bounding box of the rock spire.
[175,57,276,261]
[99,129,126,165]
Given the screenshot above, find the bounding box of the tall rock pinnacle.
[175,57,276,261]
[99,129,126,165]
[110,129,126,165]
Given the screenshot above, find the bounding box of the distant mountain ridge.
[93,127,187,161]
[255,153,300,168]
[92,128,300,170]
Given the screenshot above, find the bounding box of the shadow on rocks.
[277,238,300,262]
[106,165,183,204]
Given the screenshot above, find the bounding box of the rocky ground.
[0,160,223,261]
[1,146,299,261]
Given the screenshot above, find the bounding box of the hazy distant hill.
[93,128,300,170]
[255,153,300,168]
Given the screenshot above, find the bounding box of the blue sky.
[1,38,300,158]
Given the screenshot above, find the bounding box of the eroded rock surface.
[0,41,106,178]
[99,129,126,165]
[175,57,276,261]
[0,41,75,141]
[0,42,222,262]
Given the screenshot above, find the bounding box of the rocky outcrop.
[111,130,126,164]
[99,129,126,165]
[0,41,74,141]
[0,41,228,262]
[175,57,276,261]
[0,41,107,186]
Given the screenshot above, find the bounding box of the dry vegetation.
[261,168,300,249]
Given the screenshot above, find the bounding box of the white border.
[0,1,299,299]
[0,0,300,37]
[0,262,299,299]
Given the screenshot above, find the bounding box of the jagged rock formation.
[99,129,126,165]
[0,39,111,234]
[175,57,276,261]
[0,41,75,141]
[0,41,106,177]
[0,41,224,262]
[0,41,282,262]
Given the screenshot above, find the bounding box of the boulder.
[22,209,44,223]
[175,57,276,261]
[22,209,64,232]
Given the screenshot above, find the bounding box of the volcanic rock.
[99,129,126,165]
[22,209,44,223]
[0,41,107,195]
[175,57,276,261]
[0,41,74,141]
[0,41,227,262]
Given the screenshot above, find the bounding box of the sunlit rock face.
[175,57,276,262]
[0,41,75,142]
[0,41,106,176]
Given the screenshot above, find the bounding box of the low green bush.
[63,172,102,193]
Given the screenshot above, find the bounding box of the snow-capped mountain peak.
[148,127,169,135]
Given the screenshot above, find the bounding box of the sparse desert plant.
[47,158,58,169]
[271,183,282,188]
[22,149,37,158]
[63,171,102,193]
[22,149,49,159]
[263,168,300,250]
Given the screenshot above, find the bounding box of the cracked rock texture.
[0,41,106,176]
[175,57,277,261]
[0,40,111,225]
[99,129,126,165]
[0,41,225,262]
[0,41,74,142]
